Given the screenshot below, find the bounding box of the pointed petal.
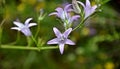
[86,0,91,7]
[11,27,21,31]
[25,18,33,25]
[91,5,97,12]
[47,38,58,44]
[84,5,97,19]
[77,1,85,8]
[53,27,62,38]
[55,7,63,13]
[13,21,24,28]
[84,9,90,19]
[28,23,37,27]
[71,15,80,22]
[59,44,65,54]
[49,12,58,16]
[64,4,72,12]
[66,39,75,45]
[63,28,72,38]
[55,7,64,17]
[64,4,71,10]
[67,9,74,12]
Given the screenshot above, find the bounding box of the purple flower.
[77,0,97,19]
[49,4,80,28]
[11,18,37,36]
[47,27,75,54]
[49,4,73,20]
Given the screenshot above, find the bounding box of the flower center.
[58,35,66,43]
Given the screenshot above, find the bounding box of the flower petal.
[64,4,71,10]
[91,5,97,12]
[85,10,90,18]
[59,43,65,54]
[21,28,31,36]
[11,27,21,31]
[49,12,58,16]
[47,38,58,44]
[55,7,63,13]
[53,27,62,38]
[65,39,75,45]
[13,21,24,28]
[28,23,37,27]
[25,18,33,25]
[55,7,64,18]
[71,15,80,22]
[84,5,97,19]
[63,28,72,38]
[77,1,85,8]
[86,0,91,7]
[64,4,73,12]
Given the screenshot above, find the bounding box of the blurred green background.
[0,0,120,69]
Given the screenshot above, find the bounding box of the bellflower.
[11,18,37,36]
[77,0,97,19]
[47,27,75,54]
[49,4,73,20]
[49,4,80,28]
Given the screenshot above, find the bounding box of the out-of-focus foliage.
[0,0,120,69]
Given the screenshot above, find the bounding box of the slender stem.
[0,19,6,47]
[27,36,32,46]
[0,19,6,27]
[14,31,20,44]
[73,18,85,31]
[31,35,37,46]
[0,28,2,47]
[27,35,37,47]
[0,45,58,51]
[35,19,40,38]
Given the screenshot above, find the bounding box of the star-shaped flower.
[11,18,37,36]
[47,27,75,54]
[77,0,97,19]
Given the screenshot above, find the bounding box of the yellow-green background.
[0,0,120,69]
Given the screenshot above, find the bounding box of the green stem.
[0,28,2,47]
[27,35,37,47]
[73,18,85,31]
[0,19,6,27]
[35,21,40,38]
[14,31,20,44]
[0,19,6,46]
[0,45,58,51]
[31,35,37,46]
[27,36,32,46]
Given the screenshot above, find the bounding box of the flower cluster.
[47,0,99,54]
[49,4,80,29]
[11,0,99,54]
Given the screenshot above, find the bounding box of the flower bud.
[72,0,81,14]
